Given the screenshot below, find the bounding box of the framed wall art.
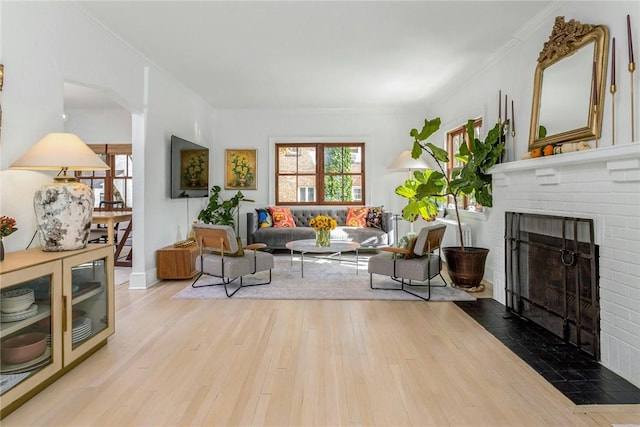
[170,135,209,198]
[225,149,257,190]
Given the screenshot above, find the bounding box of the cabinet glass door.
[63,245,114,365]
[1,261,62,403]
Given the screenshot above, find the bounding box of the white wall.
[64,108,132,143]
[417,1,640,283]
[213,108,429,241]
[0,2,215,288]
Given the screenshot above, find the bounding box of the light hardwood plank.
[2,279,639,426]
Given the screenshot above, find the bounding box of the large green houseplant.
[198,185,247,232]
[396,117,504,288]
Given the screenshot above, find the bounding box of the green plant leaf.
[538,125,547,138]
[426,143,448,163]
[415,117,441,141]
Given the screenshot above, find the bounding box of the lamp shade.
[10,133,109,171]
[10,133,109,252]
[388,150,428,171]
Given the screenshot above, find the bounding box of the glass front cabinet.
[0,244,115,418]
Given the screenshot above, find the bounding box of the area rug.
[172,255,475,301]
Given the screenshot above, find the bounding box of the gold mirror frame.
[529,17,609,149]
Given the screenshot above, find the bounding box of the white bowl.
[1,289,35,313]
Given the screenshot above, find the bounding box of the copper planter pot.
[443,247,489,289]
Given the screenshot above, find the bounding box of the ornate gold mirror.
[529,17,609,149]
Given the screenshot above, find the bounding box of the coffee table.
[285,239,361,278]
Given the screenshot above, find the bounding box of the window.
[352,186,362,201]
[298,187,315,202]
[446,118,482,212]
[76,144,133,211]
[275,143,365,205]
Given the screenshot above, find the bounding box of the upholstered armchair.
[191,224,274,297]
[368,223,447,300]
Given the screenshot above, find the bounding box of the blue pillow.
[256,208,273,228]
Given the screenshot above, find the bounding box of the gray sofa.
[247,208,394,250]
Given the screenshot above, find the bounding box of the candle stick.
[611,37,617,146]
[592,61,599,147]
[498,90,502,123]
[628,15,635,64]
[511,100,516,137]
[629,14,636,142]
[592,61,598,106]
[505,93,508,121]
[612,37,616,86]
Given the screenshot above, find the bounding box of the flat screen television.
[170,135,209,199]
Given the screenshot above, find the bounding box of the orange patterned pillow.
[269,206,296,228]
[346,207,369,227]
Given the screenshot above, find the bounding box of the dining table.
[91,211,133,267]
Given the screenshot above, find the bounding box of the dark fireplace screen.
[505,212,600,358]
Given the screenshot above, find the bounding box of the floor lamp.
[388,150,428,236]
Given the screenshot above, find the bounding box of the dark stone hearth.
[455,298,640,405]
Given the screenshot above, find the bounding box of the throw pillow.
[256,208,273,228]
[223,237,245,257]
[366,206,384,229]
[269,206,296,228]
[204,236,245,257]
[404,236,420,259]
[396,233,419,259]
[346,207,369,227]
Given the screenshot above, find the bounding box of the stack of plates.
[0,304,38,323]
[0,347,52,374]
[72,317,92,344]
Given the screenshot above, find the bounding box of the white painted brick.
[630,308,640,324]
[611,170,640,182]
[607,158,640,171]
[600,333,611,365]
[614,317,640,339]
[611,248,640,264]
[613,271,640,289]
[494,149,640,387]
[600,258,631,274]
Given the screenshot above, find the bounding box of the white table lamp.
[10,133,110,251]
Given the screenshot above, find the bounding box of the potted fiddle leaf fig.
[395,117,504,288]
[198,185,246,229]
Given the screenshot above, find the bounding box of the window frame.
[76,144,133,212]
[274,142,365,206]
[446,118,483,212]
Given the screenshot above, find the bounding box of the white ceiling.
[73,1,553,110]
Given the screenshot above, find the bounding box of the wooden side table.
[156,244,199,280]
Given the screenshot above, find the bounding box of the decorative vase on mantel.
[0,239,4,261]
[316,229,330,247]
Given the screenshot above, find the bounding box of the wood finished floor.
[3,278,639,427]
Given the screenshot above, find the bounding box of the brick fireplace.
[489,144,640,388]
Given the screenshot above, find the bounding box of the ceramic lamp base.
[33,180,94,251]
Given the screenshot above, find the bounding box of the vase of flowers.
[309,215,337,247]
[0,215,18,261]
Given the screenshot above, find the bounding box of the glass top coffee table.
[285,239,361,278]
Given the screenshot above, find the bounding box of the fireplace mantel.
[490,143,640,174]
[488,141,640,387]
